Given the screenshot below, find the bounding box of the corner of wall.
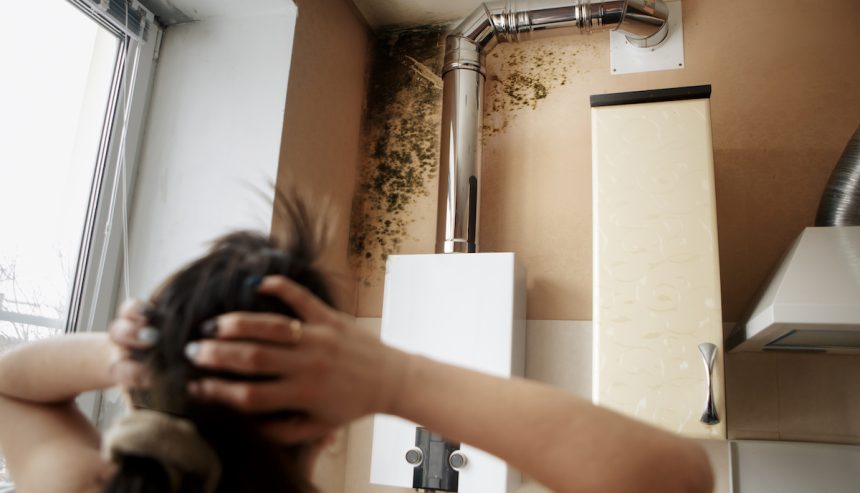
[274,0,373,317]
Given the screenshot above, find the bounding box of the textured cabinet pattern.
[592,97,726,439]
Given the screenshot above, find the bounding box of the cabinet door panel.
[592,97,726,439]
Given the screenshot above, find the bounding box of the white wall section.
[127,1,298,298]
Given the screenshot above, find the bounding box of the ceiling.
[140,0,294,25]
[352,0,488,28]
[141,0,492,29]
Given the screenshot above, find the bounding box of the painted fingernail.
[201,319,219,337]
[137,327,159,345]
[245,275,263,289]
[185,342,201,361]
[188,381,201,395]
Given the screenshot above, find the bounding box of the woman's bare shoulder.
[16,444,113,493]
[0,394,112,493]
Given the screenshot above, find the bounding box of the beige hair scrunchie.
[101,410,222,493]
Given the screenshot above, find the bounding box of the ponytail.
[102,410,220,493]
[102,455,175,493]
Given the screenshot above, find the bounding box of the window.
[0,0,157,481]
[0,0,119,347]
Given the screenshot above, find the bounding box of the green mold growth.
[483,41,589,138]
[349,25,446,280]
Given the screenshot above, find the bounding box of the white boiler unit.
[370,253,526,493]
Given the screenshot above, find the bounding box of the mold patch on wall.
[483,40,595,138]
[349,26,446,281]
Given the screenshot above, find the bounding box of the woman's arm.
[392,355,713,493]
[0,300,153,404]
[187,276,714,493]
[0,333,121,492]
[0,395,109,493]
[0,334,114,403]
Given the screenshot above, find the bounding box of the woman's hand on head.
[185,275,412,443]
[107,299,156,389]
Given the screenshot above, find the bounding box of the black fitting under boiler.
[411,428,460,492]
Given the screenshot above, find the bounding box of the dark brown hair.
[104,201,331,492]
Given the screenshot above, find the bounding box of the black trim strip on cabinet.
[590,85,712,107]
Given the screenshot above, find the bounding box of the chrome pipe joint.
[436,0,669,253]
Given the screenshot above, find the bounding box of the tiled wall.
[726,352,860,445]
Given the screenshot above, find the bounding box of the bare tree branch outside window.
[0,0,125,482]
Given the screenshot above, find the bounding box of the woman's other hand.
[185,275,411,443]
[107,299,156,388]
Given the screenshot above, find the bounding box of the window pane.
[0,0,120,479]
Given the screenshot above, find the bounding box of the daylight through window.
[0,1,123,478]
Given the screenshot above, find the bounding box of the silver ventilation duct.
[729,126,860,354]
[436,0,670,253]
[816,124,860,227]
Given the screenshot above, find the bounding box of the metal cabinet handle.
[698,343,720,425]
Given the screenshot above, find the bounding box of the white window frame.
[59,1,161,422]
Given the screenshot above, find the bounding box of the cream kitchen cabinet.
[591,86,726,439]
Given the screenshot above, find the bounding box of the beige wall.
[274,0,371,490]
[275,0,370,315]
[276,0,860,490]
[353,0,860,321]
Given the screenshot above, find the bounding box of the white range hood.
[727,226,860,354]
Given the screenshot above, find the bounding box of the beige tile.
[343,416,412,493]
[695,439,731,493]
[777,353,860,441]
[514,481,552,493]
[725,352,780,434]
[776,431,860,446]
[525,320,592,399]
[311,427,350,493]
[728,430,781,441]
[355,317,382,338]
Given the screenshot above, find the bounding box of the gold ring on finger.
[289,319,303,342]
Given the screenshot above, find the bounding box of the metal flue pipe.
[436,0,669,253]
[816,124,860,227]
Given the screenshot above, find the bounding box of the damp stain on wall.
[349,25,446,280]
[483,39,595,138]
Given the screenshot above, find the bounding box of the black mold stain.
[349,25,446,279]
[483,41,588,138]
[349,33,590,279]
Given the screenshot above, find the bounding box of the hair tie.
[102,410,222,493]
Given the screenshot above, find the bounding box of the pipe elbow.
[443,3,498,77]
[449,0,672,52]
[450,3,499,49]
[619,0,670,48]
